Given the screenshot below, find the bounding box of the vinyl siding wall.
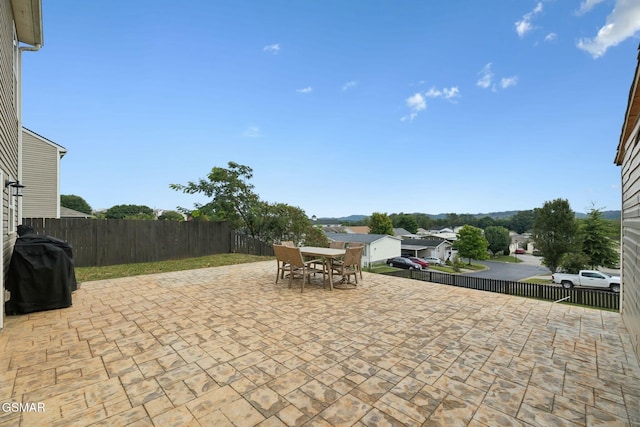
[1,0,19,276]
[620,119,640,363]
[22,130,60,218]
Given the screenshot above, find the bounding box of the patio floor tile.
[1,260,638,426]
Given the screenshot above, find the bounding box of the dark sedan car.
[401,255,430,269]
[387,257,422,270]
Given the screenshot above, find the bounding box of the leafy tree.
[558,252,590,274]
[580,207,619,269]
[304,226,330,247]
[171,161,261,237]
[484,226,511,255]
[453,225,489,264]
[256,202,312,244]
[60,194,92,215]
[368,212,394,235]
[158,210,184,221]
[509,210,535,234]
[171,162,316,244]
[532,198,577,273]
[393,213,418,234]
[476,216,496,230]
[105,204,154,219]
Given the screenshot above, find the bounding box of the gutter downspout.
[17,43,42,225]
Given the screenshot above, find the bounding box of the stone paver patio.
[1,260,639,426]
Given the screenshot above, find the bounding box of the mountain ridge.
[317,210,621,223]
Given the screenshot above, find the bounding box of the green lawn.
[490,255,522,263]
[75,253,273,283]
[520,277,554,284]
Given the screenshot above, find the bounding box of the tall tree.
[580,207,619,269]
[393,213,418,234]
[509,210,535,234]
[158,210,184,221]
[105,204,154,219]
[532,198,577,273]
[171,161,315,244]
[484,226,511,255]
[368,212,394,235]
[60,194,92,215]
[454,225,489,264]
[171,161,261,237]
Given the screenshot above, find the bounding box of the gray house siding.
[1,0,43,330]
[615,45,640,365]
[1,0,19,331]
[1,0,19,284]
[22,128,65,218]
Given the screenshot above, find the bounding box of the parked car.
[551,270,620,293]
[401,256,429,269]
[514,248,526,254]
[387,257,422,270]
[423,256,443,266]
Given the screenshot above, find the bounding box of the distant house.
[424,228,458,242]
[21,128,67,218]
[400,238,453,261]
[60,206,93,219]
[324,232,401,266]
[392,228,412,237]
[1,0,44,330]
[614,43,640,365]
[345,226,370,234]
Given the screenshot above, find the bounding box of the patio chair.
[281,240,295,247]
[286,246,324,292]
[329,241,345,249]
[273,244,293,284]
[347,242,364,279]
[331,246,362,285]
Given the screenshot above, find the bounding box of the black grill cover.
[5,234,78,315]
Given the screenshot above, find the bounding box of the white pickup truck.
[551,270,620,293]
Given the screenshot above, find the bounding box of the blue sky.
[21,0,640,218]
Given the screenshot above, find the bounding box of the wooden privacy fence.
[383,269,620,311]
[22,218,239,267]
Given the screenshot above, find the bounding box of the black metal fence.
[383,269,620,311]
[22,218,274,267]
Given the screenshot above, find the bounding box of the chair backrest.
[273,244,290,263]
[329,241,345,249]
[343,246,362,266]
[347,242,364,248]
[285,246,305,268]
[281,241,295,247]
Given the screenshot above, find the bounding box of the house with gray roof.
[324,232,401,267]
[400,238,453,261]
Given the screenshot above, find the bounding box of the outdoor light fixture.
[5,180,25,197]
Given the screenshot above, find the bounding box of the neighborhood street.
[462,254,551,281]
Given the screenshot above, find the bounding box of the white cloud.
[477,64,517,92]
[500,76,519,89]
[577,0,607,15]
[342,81,357,91]
[515,2,543,38]
[577,0,640,58]
[544,32,557,42]
[476,63,494,89]
[296,86,313,94]
[242,126,263,138]
[401,93,426,122]
[263,44,280,54]
[425,86,461,102]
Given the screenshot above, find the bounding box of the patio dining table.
[299,246,346,291]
